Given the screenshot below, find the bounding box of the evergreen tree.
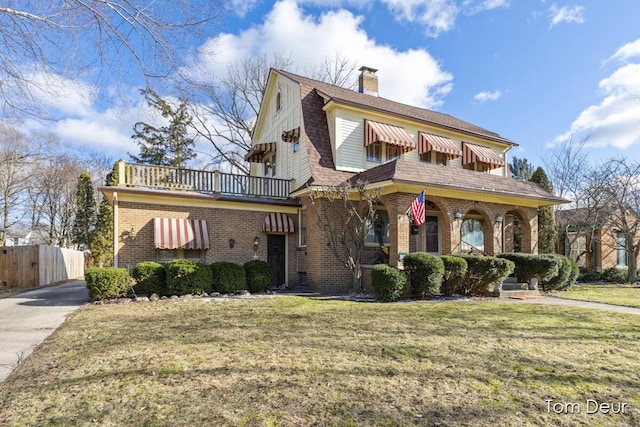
[129,88,196,168]
[89,163,118,266]
[510,156,535,180]
[529,167,556,253]
[72,172,96,250]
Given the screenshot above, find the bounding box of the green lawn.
[552,284,640,309]
[0,296,639,426]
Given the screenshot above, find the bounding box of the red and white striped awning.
[244,142,276,163]
[154,218,210,250]
[263,213,295,233]
[462,142,505,170]
[281,127,301,143]
[364,120,416,151]
[419,132,462,158]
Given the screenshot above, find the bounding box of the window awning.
[244,142,276,163]
[462,142,505,169]
[364,120,416,151]
[154,218,210,250]
[419,132,462,158]
[263,213,295,233]
[281,127,300,143]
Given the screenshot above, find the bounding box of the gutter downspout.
[113,192,118,268]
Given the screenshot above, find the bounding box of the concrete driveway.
[0,280,88,383]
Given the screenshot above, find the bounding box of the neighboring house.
[556,208,634,272]
[101,66,566,294]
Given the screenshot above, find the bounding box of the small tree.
[89,162,118,266]
[530,167,557,253]
[72,172,96,250]
[129,88,196,168]
[308,180,380,292]
[510,156,535,180]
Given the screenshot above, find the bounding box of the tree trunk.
[629,246,639,283]
[353,260,362,293]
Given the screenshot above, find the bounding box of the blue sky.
[22,0,640,169]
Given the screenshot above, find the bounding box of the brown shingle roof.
[277,69,516,146]
[349,159,567,204]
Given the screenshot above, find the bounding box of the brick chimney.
[358,66,378,96]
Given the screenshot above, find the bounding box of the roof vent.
[358,66,378,96]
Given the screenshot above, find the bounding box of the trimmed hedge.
[131,261,166,296]
[601,267,628,284]
[455,255,514,296]
[440,255,468,297]
[371,264,408,302]
[211,261,246,293]
[497,253,560,283]
[244,260,272,293]
[540,255,579,292]
[403,252,444,299]
[85,267,131,300]
[165,260,213,296]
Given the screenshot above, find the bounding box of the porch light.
[454,210,462,220]
[228,238,235,249]
[253,236,260,251]
[495,215,503,224]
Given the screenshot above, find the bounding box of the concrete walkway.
[502,295,640,315]
[0,280,88,383]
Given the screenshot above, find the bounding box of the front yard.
[0,296,639,426]
[552,284,640,309]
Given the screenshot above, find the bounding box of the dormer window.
[462,142,504,173]
[364,119,415,164]
[276,92,282,111]
[387,145,402,161]
[418,132,462,166]
[366,143,381,162]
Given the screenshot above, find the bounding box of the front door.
[267,234,286,287]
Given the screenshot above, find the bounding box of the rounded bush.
[601,267,628,284]
[540,255,579,292]
[578,269,601,283]
[456,255,514,296]
[131,261,166,296]
[440,255,468,296]
[371,264,408,302]
[403,252,444,299]
[498,253,560,283]
[85,267,131,300]
[165,259,213,296]
[211,261,246,293]
[243,260,272,293]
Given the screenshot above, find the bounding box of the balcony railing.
[117,161,292,199]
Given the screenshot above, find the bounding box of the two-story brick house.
[101,66,565,294]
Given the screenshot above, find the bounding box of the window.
[616,232,628,267]
[276,92,281,111]
[366,143,381,163]
[157,249,204,263]
[271,154,276,177]
[263,153,276,177]
[365,210,390,245]
[263,157,270,176]
[464,162,490,172]
[461,217,484,252]
[299,209,307,246]
[420,151,448,165]
[386,145,402,162]
[293,137,300,153]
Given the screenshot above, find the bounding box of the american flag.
[410,191,425,226]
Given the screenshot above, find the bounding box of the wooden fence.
[0,245,85,289]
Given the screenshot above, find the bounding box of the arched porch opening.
[460,209,493,254]
[503,209,532,253]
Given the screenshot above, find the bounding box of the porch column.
[384,193,414,269]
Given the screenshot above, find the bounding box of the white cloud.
[554,62,640,150]
[381,0,459,37]
[548,4,585,28]
[608,38,640,63]
[189,0,453,109]
[463,0,509,15]
[473,89,502,103]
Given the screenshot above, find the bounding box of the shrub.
[578,269,601,283]
[456,255,514,296]
[601,267,628,284]
[440,255,468,296]
[131,261,166,296]
[244,260,272,293]
[165,260,213,296]
[403,252,444,299]
[85,267,131,300]
[371,264,408,302]
[540,255,577,292]
[211,261,246,293]
[497,253,560,283]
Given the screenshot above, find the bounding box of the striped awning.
[154,218,210,250]
[364,120,416,151]
[263,213,295,233]
[244,142,276,163]
[462,142,505,170]
[281,127,300,143]
[419,132,462,158]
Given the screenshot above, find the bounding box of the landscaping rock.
[149,293,160,302]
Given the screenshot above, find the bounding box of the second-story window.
[271,153,276,177]
[387,145,402,162]
[420,151,449,165]
[367,142,381,163]
[276,92,281,111]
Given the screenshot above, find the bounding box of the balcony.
[116,161,292,200]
